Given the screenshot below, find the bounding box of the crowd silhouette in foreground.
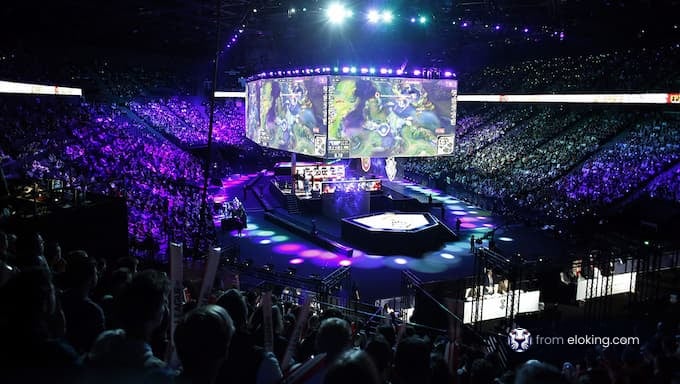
[1,230,679,384]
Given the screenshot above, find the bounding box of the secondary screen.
[254,76,328,157]
[328,76,457,158]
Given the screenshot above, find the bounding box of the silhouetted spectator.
[0,267,81,384]
[15,232,49,271]
[60,250,105,354]
[285,317,352,384]
[393,336,432,384]
[174,304,235,384]
[324,349,381,384]
[515,360,568,384]
[86,270,173,382]
[365,334,393,384]
[216,289,283,384]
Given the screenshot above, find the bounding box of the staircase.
[285,194,301,214]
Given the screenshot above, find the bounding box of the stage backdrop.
[322,190,370,220]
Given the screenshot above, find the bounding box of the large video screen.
[245,79,261,144]
[245,76,327,157]
[327,77,457,158]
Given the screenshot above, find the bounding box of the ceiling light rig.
[247,65,456,81]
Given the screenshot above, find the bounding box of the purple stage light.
[321,251,338,260]
[339,259,352,266]
[444,71,452,77]
[396,69,404,75]
[289,258,304,265]
[523,27,529,33]
[462,22,468,27]
[274,243,304,254]
[268,71,274,76]
[360,67,368,74]
[495,25,501,30]
[238,29,243,33]
[300,249,323,258]
[342,66,350,73]
[379,68,387,74]
[413,69,421,76]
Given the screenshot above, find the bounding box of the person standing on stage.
[483,268,495,295]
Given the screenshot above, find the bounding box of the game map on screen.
[247,76,327,156]
[327,76,457,158]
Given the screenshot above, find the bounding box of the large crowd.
[1,232,678,384]
[405,103,680,219]
[129,97,246,147]
[0,96,217,259]
[462,44,680,93]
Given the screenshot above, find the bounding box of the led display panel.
[327,76,457,158]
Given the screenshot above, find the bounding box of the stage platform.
[341,212,458,256]
[213,174,573,302]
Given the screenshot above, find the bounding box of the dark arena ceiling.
[2,1,679,76]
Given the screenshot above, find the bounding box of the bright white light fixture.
[327,3,352,24]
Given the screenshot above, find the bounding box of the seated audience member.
[174,304,235,384]
[323,349,381,384]
[497,278,510,294]
[216,289,283,384]
[14,232,50,271]
[393,336,432,384]
[86,269,173,382]
[60,250,105,354]
[0,267,81,384]
[116,256,139,274]
[285,317,353,384]
[45,240,66,274]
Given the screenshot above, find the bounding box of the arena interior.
[1,1,679,383]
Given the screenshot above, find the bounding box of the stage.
[211,173,573,302]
